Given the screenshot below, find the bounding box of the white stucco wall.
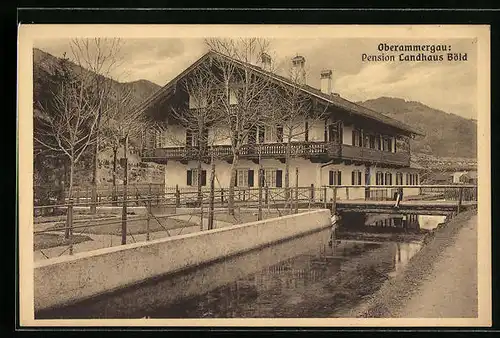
[165,159,420,200]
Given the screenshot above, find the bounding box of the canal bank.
[344,209,478,318]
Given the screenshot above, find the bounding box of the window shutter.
[358,171,362,185]
[352,130,356,146]
[338,171,342,185]
[187,170,192,186]
[276,170,283,187]
[201,170,207,186]
[329,170,334,185]
[234,170,238,187]
[248,170,254,187]
[351,171,355,185]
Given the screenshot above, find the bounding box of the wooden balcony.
[141,142,409,167]
[341,144,410,167]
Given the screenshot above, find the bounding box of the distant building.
[453,170,477,184]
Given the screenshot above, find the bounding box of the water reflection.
[37,227,423,319]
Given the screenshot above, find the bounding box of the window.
[364,135,370,148]
[257,126,265,144]
[277,125,284,143]
[351,170,362,185]
[187,169,207,186]
[263,168,282,187]
[352,129,362,147]
[405,173,418,185]
[235,169,255,187]
[264,125,276,143]
[236,169,249,187]
[229,88,238,105]
[385,172,393,185]
[369,135,376,149]
[329,170,342,185]
[376,171,384,185]
[396,172,403,185]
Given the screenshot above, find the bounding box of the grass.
[34,233,93,251]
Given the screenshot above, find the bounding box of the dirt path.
[394,214,477,318]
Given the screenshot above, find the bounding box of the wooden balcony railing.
[340,144,410,166]
[141,142,408,166]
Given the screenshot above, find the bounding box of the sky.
[34,37,478,120]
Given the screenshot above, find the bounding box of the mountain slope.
[358,97,477,159]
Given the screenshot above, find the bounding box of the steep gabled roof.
[137,50,424,136]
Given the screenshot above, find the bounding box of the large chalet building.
[139,50,423,200]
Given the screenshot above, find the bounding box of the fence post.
[346,186,349,200]
[175,184,180,208]
[457,187,464,213]
[331,187,337,214]
[76,187,80,204]
[65,198,73,241]
[258,168,263,221]
[323,186,327,209]
[221,188,225,206]
[265,185,269,207]
[146,198,151,241]
[295,167,299,214]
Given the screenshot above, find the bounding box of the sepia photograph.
[17,24,491,327]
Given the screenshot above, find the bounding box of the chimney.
[320,69,333,94]
[261,52,272,71]
[291,55,306,84]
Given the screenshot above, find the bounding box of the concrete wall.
[34,210,331,312]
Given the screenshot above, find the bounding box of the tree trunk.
[197,158,202,207]
[285,138,291,210]
[65,159,75,239]
[90,139,99,214]
[112,147,118,204]
[208,153,215,230]
[228,152,239,216]
[90,104,103,214]
[121,135,129,245]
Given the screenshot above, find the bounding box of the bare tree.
[265,61,328,210]
[101,84,148,202]
[168,66,223,206]
[205,38,277,215]
[69,38,124,213]
[34,55,100,237]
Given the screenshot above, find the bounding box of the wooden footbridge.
[326,185,477,216]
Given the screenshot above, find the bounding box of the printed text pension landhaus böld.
[361,43,467,62]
